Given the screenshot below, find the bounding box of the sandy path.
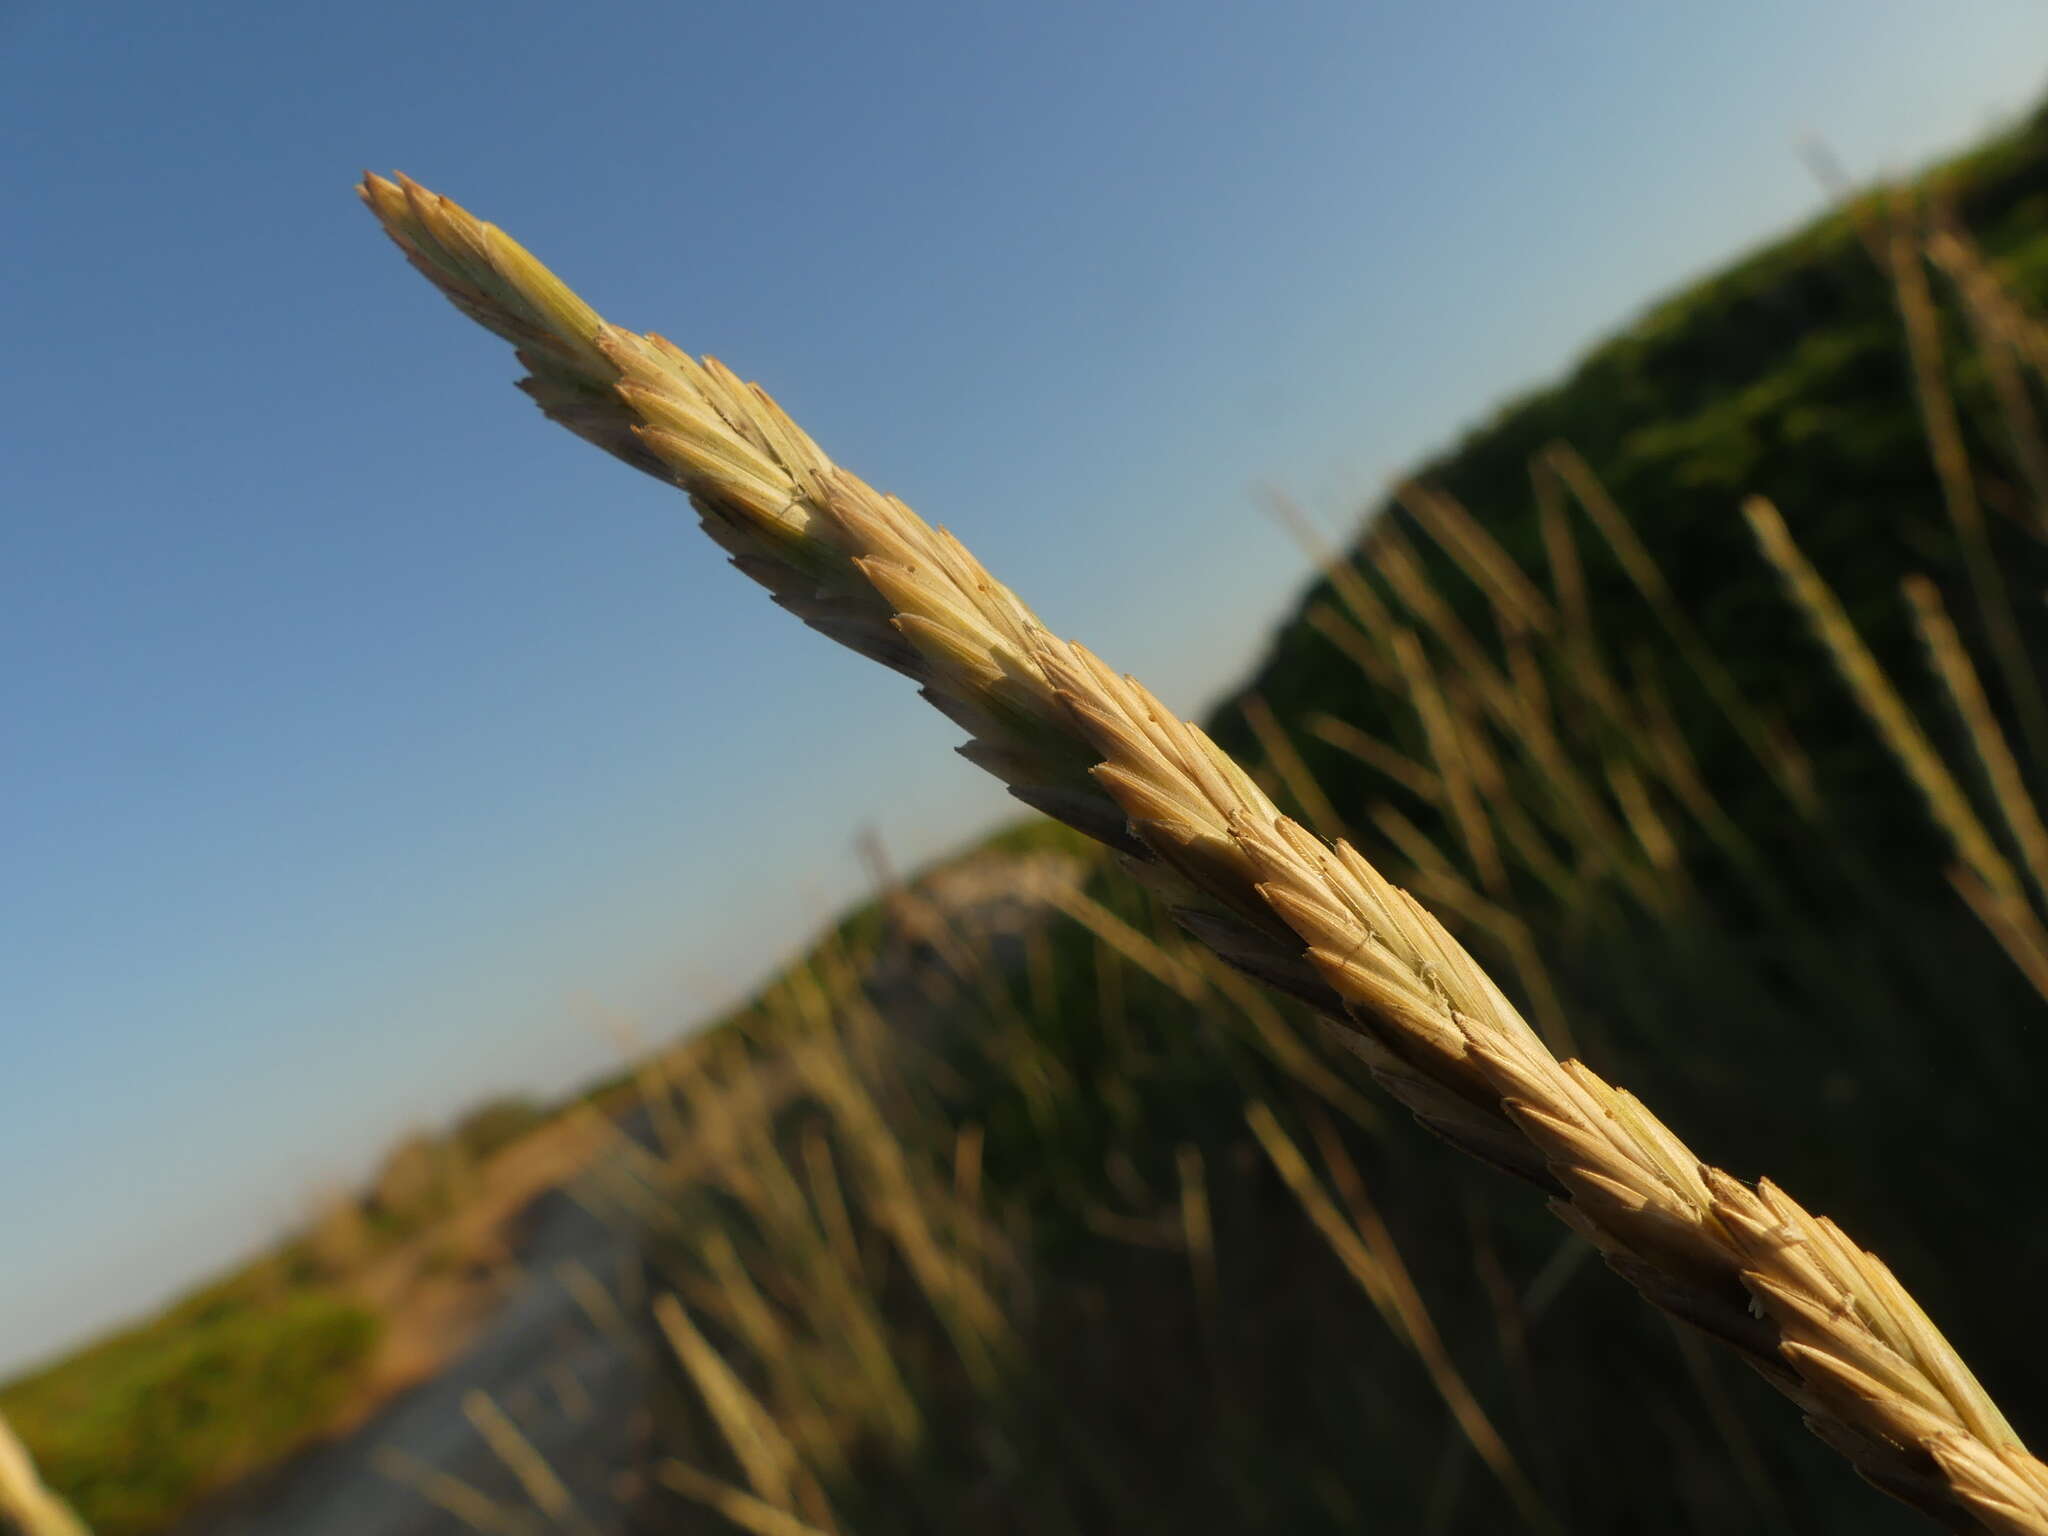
[174,1160,656,1536]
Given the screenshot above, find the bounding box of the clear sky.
[3,0,2043,1376]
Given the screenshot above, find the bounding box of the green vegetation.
[449,1096,548,1164]
[1211,97,2048,876]
[0,1288,377,1536]
[0,1090,561,1536]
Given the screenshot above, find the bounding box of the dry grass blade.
[1031,878,1211,1001]
[1924,223,2048,530]
[1887,205,2048,766]
[1398,480,1556,640]
[1947,864,2048,1004]
[1745,496,2023,910]
[657,1460,837,1536]
[1246,1102,1560,1535]
[373,1445,543,1536]
[1306,712,1443,805]
[1387,628,1507,894]
[461,1390,592,1535]
[361,176,2048,1535]
[1241,692,1352,839]
[1904,574,2048,909]
[1304,599,1402,690]
[652,1293,836,1530]
[1174,1141,1222,1324]
[1544,443,1821,818]
[1264,489,1406,689]
[788,1037,1011,1385]
[555,1258,643,1358]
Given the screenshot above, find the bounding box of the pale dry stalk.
[360,174,2047,1534]
[0,1411,88,1536]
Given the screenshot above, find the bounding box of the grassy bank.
[0,1097,599,1536]
[1,1286,378,1536]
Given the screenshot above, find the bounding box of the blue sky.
[3,1,2043,1375]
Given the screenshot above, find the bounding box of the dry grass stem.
[372,1445,541,1536]
[1398,481,1556,640]
[1745,497,2022,910]
[1887,207,2048,765]
[657,1460,836,1536]
[1247,1101,1560,1534]
[1241,692,1353,840]
[461,1389,591,1535]
[652,1293,835,1530]
[1904,575,2048,910]
[0,1411,89,1536]
[361,174,2048,1535]
[1306,712,1443,805]
[1543,444,1821,818]
[1924,224,2048,529]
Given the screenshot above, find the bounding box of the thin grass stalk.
[556,1258,644,1359]
[1886,206,2048,766]
[1603,761,1689,901]
[461,1390,593,1535]
[1241,692,1352,840]
[1947,865,2048,1004]
[695,1082,921,1429]
[1624,647,1781,902]
[790,1037,1011,1384]
[1174,1142,1222,1319]
[1524,469,1722,871]
[1445,676,1510,809]
[1372,526,1523,728]
[1438,681,1621,959]
[652,1293,835,1529]
[657,1461,836,1536]
[1264,490,1407,686]
[1195,957,1385,1132]
[1531,461,1652,805]
[1534,456,1600,676]
[1915,217,2048,409]
[545,1362,593,1425]
[1305,599,1401,690]
[1503,630,1556,758]
[1744,497,2022,910]
[1030,879,1210,1001]
[1246,1102,1560,1535]
[1398,481,1556,640]
[372,1446,539,1536]
[796,1119,867,1287]
[702,1226,858,1464]
[635,1052,694,1166]
[1449,655,1607,910]
[361,177,2048,1535]
[1375,520,1647,881]
[1543,443,1821,818]
[1388,629,1506,894]
[1359,801,1511,930]
[1306,712,1443,805]
[1924,224,2048,532]
[0,1413,88,1536]
[1903,574,2048,910]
